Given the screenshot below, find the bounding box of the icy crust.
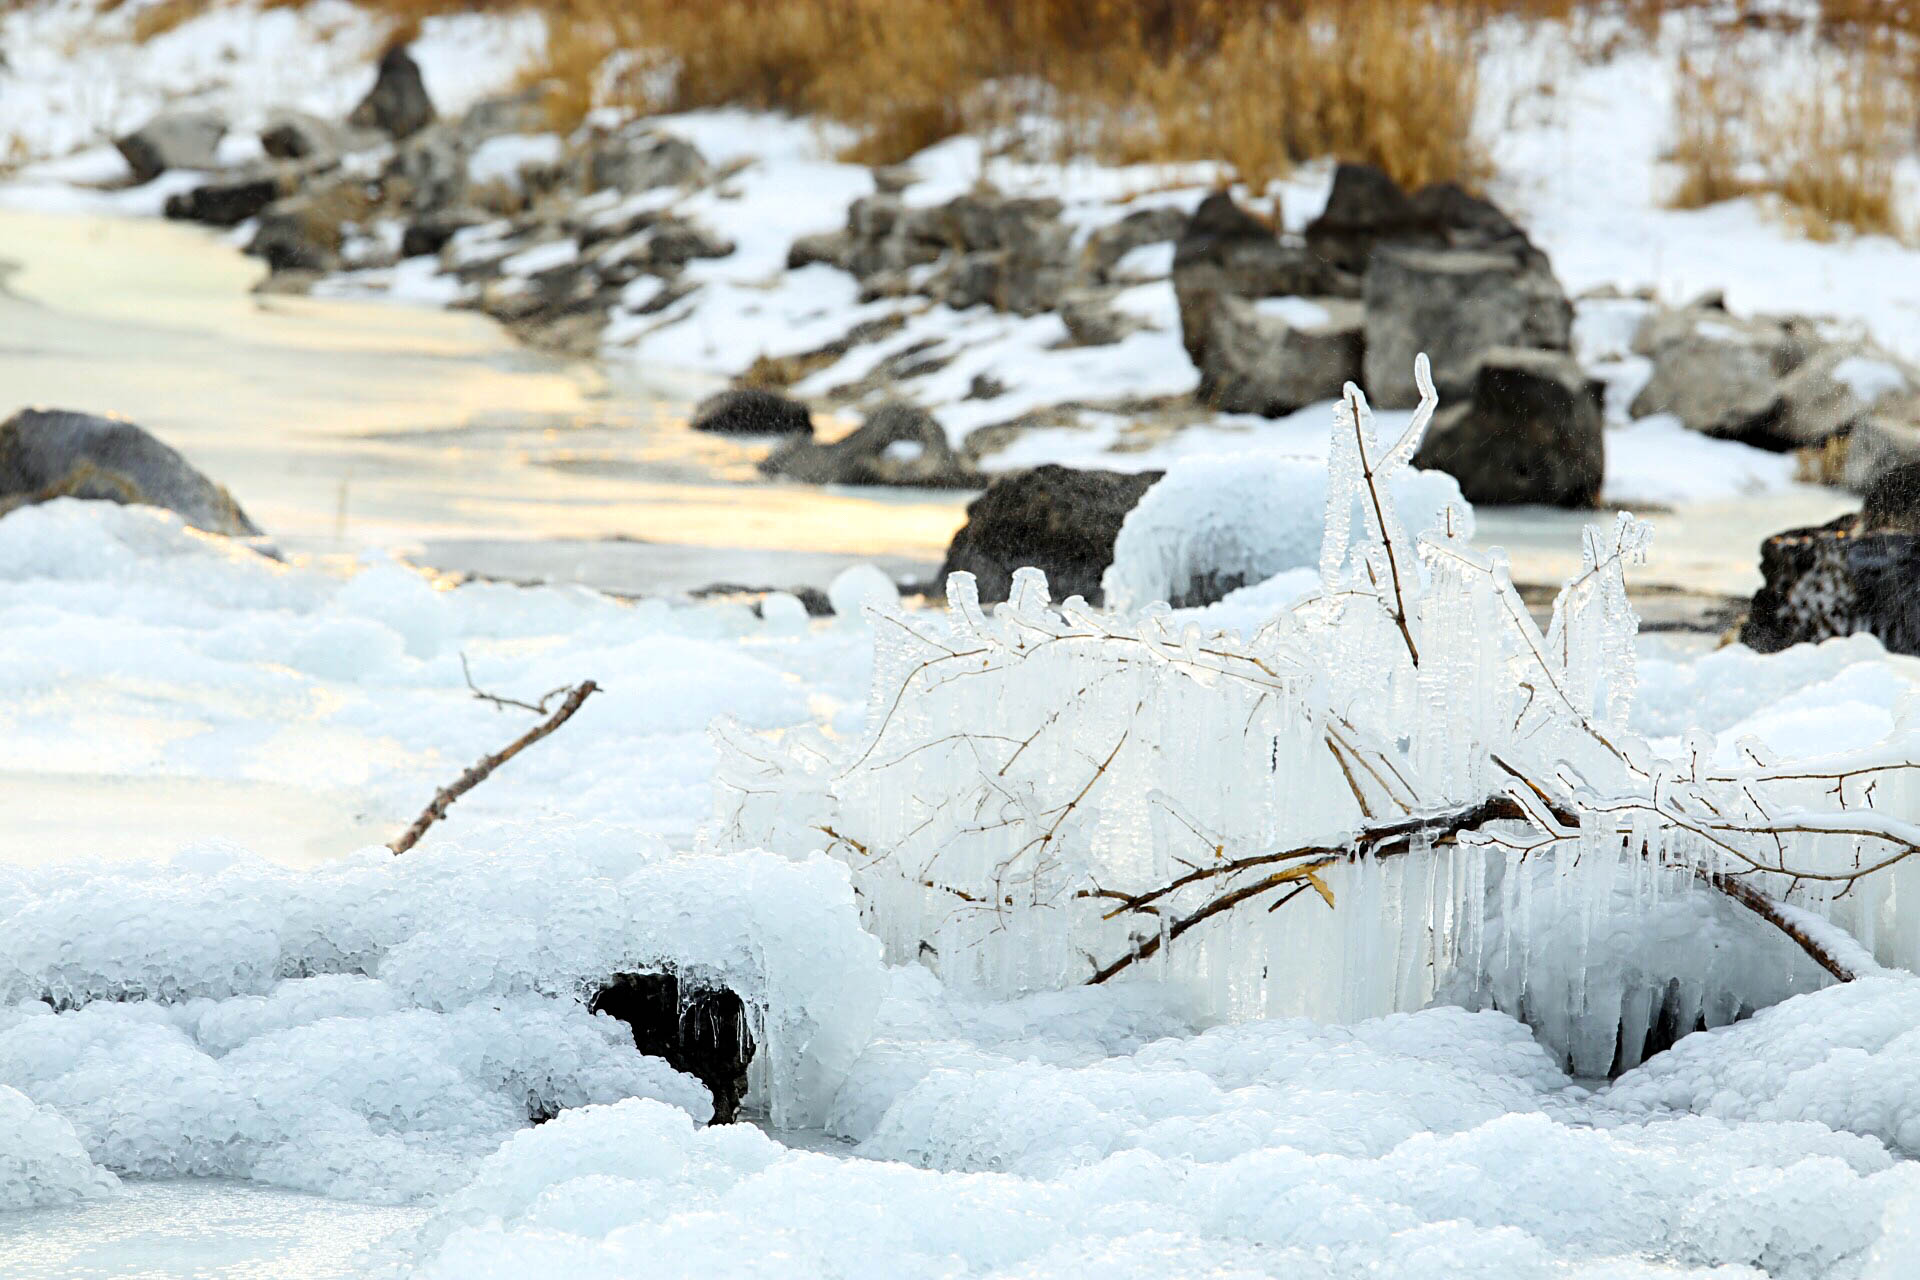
[389,991,1920,1279]
[1101,453,1471,612]
[0,1083,120,1210]
[0,837,886,1197]
[1601,975,1920,1157]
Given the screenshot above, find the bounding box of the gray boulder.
[1084,205,1187,279]
[691,389,813,437]
[248,175,377,273]
[0,409,258,536]
[1172,193,1356,372]
[1059,289,1142,347]
[588,130,709,194]
[787,230,856,272]
[1774,346,1918,448]
[455,90,548,145]
[938,464,1162,605]
[1199,295,1364,415]
[761,403,974,487]
[1844,402,1920,494]
[1362,244,1572,408]
[115,112,225,183]
[349,46,436,141]
[1412,348,1604,507]
[1628,335,1782,441]
[387,126,468,214]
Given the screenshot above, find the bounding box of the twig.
[1345,382,1419,667]
[461,653,571,715]
[390,680,600,855]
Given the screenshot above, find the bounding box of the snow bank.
[0,1084,120,1210]
[1101,453,1472,611]
[389,986,1920,1278]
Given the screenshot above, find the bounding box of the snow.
[466,133,564,189]
[1102,452,1472,611]
[1834,356,1913,405]
[1253,296,1334,328]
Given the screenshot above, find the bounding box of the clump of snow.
[1834,356,1912,405]
[0,1083,120,1210]
[1252,296,1333,328]
[466,133,564,189]
[826,563,900,620]
[1101,452,1471,611]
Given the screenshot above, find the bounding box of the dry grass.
[1667,35,1916,240]
[519,0,1487,192]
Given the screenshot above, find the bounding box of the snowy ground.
[1,497,1920,1274]
[6,2,1920,1275]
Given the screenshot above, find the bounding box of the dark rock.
[1740,513,1920,656]
[761,402,975,487]
[1412,348,1604,507]
[0,409,259,536]
[588,130,709,193]
[590,972,755,1124]
[348,45,437,141]
[162,167,299,227]
[260,111,379,163]
[387,126,467,214]
[1172,193,1356,371]
[1084,205,1189,279]
[1861,461,1920,534]
[115,112,225,184]
[401,207,489,258]
[1199,296,1364,415]
[938,464,1161,604]
[1059,289,1141,347]
[1361,244,1573,408]
[1305,163,1536,275]
[691,388,814,437]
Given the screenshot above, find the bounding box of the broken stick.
[390,679,600,855]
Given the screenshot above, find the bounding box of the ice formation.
[714,362,1920,1077]
[1100,450,1471,611]
[0,836,885,1197]
[0,1084,119,1210]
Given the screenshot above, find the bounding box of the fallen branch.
[1699,870,1859,983]
[390,680,600,855]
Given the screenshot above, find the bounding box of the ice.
[1101,452,1471,611]
[0,1083,120,1210]
[826,564,901,621]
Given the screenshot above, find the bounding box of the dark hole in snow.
[590,971,757,1123]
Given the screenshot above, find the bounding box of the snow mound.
[0,1083,119,1210]
[391,995,1920,1280]
[0,836,886,1198]
[1101,453,1471,611]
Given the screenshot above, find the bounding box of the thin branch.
[1699,871,1858,982]
[390,680,599,855]
[461,653,571,715]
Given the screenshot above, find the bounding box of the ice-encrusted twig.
[391,679,600,855]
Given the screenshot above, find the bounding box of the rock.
[691,388,814,437]
[400,206,489,258]
[590,972,754,1124]
[1198,295,1364,415]
[1844,403,1920,494]
[162,166,301,227]
[1740,503,1920,657]
[1361,244,1572,408]
[928,249,1073,316]
[589,216,733,281]
[787,230,856,272]
[348,45,437,141]
[0,409,259,536]
[939,465,1162,605]
[1773,346,1919,448]
[114,112,225,183]
[455,89,548,145]
[587,129,709,193]
[1861,461,1920,533]
[935,194,1067,255]
[259,112,379,163]
[1305,163,1535,274]
[761,402,975,487]
[1628,335,1782,442]
[1172,193,1355,371]
[1059,289,1141,347]
[248,177,375,272]
[387,126,468,214]
[1084,205,1189,279]
[1412,348,1604,507]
